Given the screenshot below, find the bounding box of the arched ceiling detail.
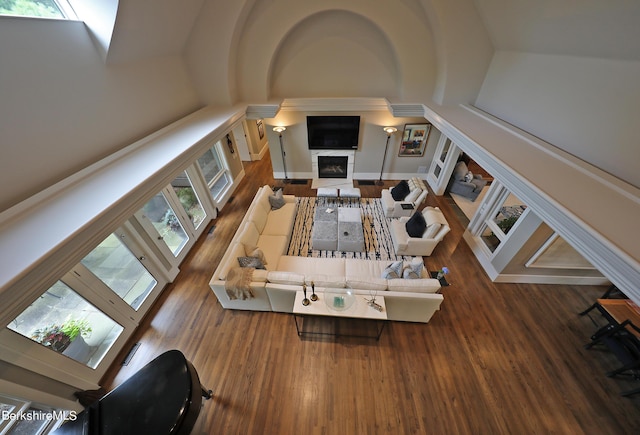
[267,10,401,100]
[233,2,438,103]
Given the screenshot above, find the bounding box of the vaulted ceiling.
[88,0,640,107]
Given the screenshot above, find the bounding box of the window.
[80,233,158,311]
[7,281,124,369]
[197,142,231,202]
[0,0,75,19]
[0,394,67,434]
[468,181,527,254]
[139,192,190,257]
[171,171,206,230]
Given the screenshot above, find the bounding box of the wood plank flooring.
[101,152,640,434]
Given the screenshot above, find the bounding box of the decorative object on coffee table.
[325,288,355,312]
[310,281,318,301]
[366,289,384,312]
[301,283,310,306]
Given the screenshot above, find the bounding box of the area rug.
[287,197,409,261]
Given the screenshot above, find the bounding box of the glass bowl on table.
[324,288,356,312]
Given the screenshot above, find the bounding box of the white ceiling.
[104,0,640,64]
[473,0,640,61]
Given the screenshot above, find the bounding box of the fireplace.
[311,150,354,189]
[318,156,348,179]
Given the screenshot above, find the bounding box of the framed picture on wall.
[399,123,431,156]
[257,119,265,139]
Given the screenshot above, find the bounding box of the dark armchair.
[447,161,487,201]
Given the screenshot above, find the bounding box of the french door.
[133,168,215,267]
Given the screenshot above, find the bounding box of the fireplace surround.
[311,150,355,189]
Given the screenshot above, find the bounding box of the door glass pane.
[440,139,451,162]
[210,172,230,199]
[7,281,124,369]
[81,234,157,311]
[141,192,189,256]
[197,146,223,183]
[171,172,206,229]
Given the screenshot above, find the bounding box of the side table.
[430,271,450,287]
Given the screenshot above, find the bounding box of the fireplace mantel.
[311,150,355,189]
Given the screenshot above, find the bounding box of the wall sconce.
[377,127,397,186]
[273,126,289,183]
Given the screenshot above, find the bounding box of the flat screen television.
[307,116,360,150]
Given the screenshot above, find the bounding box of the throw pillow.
[391,180,410,201]
[464,171,473,183]
[268,189,286,210]
[405,259,424,277]
[405,211,427,238]
[244,244,267,265]
[237,256,266,269]
[402,266,420,279]
[381,260,403,279]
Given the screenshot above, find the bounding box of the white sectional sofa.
[209,185,444,323]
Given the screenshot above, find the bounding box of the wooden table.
[596,299,640,337]
[293,290,387,340]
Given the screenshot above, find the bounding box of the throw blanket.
[225,267,255,300]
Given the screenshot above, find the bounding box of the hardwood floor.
[102,152,640,434]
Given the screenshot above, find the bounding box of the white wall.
[264,109,437,179]
[475,51,640,188]
[0,17,201,211]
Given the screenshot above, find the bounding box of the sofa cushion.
[391,180,410,200]
[263,202,296,236]
[217,243,247,280]
[249,203,269,233]
[381,260,403,279]
[345,259,387,280]
[254,187,274,214]
[238,221,260,247]
[404,188,422,204]
[256,235,288,270]
[269,188,286,210]
[277,256,346,277]
[305,274,346,289]
[405,211,427,238]
[387,278,441,293]
[347,277,388,291]
[267,271,305,285]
